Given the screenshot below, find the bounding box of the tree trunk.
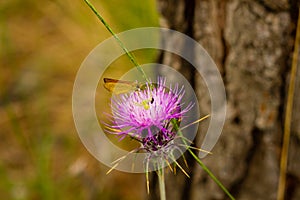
[152,0,300,199]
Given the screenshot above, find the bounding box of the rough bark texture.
[154,0,299,199]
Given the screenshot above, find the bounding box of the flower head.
[106,77,193,151]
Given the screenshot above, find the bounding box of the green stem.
[83,0,150,82]
[171,119,235,200]
[157,167,166,200]
[188,149,235,200]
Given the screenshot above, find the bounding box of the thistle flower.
[106,77,193,152]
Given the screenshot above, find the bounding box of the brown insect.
[103,78,141,94]
[103,78,154,109]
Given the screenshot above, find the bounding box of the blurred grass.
[0,0,159,199]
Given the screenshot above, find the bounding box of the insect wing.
[103,78,139,94]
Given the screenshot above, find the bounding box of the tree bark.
[154,0,299,199]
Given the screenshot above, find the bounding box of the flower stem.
[157,167,166,200]
[171,118,235,200]
[187,149,235,200]
[83,0,150,83]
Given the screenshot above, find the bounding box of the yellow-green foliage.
[0,1,159,199]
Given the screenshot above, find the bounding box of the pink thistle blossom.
[106,77,193,151]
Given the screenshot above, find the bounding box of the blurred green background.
[0,0,159,199]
